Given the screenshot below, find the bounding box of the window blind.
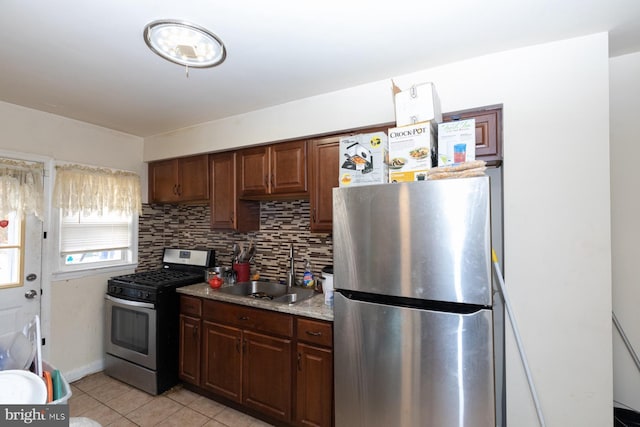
[60,214,130,254]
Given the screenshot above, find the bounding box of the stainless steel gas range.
[105,248,215,395]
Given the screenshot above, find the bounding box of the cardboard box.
[437,119,476,166]
[392,81,442,127]
[339,131,388,187]
[388,122,437,183]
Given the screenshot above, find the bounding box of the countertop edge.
[177,283,334,322]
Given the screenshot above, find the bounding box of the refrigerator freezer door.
[333,176,492,306]
[334,292,496,427]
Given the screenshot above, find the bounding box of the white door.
[0,211,43,336]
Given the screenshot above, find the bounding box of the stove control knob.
[137,291,143,298]
[144,292,150,299]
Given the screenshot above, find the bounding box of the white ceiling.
[1,0,639,138]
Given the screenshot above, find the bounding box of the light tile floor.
[70,372,273,427]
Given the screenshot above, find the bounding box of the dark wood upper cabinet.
[442,104,503,166]
[209,152,259,232]
[148,154,209,203]
[238,140,308,199]
[309,136,340,233]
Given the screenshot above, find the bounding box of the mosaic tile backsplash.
[137,200,333,283]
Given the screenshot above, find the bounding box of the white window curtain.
[0,158,44,220]
[53,164,142,216]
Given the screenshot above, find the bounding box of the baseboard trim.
[63,358,105,383]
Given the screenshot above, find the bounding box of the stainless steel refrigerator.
[333,176,504,427]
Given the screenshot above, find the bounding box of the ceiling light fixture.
[143,19,226,71]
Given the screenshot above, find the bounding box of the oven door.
[105,295,157,370]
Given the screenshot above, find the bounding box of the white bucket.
[321,266,334,306]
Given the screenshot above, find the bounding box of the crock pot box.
[392,81,443,127]
[438,118,476,166]
[388,121,438,183]
[338,131,389,187]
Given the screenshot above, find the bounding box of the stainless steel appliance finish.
[105,248,214,395]
[333,177,501,427]
[333,177,492,305]
[105,296,157,370]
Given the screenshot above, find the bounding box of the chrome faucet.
[286,243,298,287]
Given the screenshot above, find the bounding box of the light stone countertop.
[177,282,334,322]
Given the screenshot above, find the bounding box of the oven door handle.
[106,295,155,310]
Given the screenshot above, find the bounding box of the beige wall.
[0,101,143,378]
[610,51,640,411]
[145,33,613,426]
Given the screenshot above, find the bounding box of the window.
[52,162,141,274]
[58,210,136,272]
[0,212,23,288]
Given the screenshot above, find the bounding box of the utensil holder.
[233,262,250,283]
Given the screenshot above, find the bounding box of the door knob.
[24,289,37,299]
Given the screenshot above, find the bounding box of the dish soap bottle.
[303,259,315,289]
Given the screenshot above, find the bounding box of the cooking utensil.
[246,240,256,263]
[231,243,240,263]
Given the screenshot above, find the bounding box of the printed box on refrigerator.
[339,131,388,187]
[437,119,476,166]
[388,121,437,183]
[392,81,442,127]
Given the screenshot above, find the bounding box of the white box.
[388,122,437,183]
[392,81,442,127]
[437,119,476,166]
[339,131,388,187]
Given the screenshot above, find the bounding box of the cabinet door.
[178,314,201,385]
[243,330,292,422]
[309,137,339,233]
[202,321,243,403]
[271,140,308,196]
[177,155,209,202]
[149,159,179,203]
[210,152,236,229]
[238,146,270,197]
[295,343,333,427]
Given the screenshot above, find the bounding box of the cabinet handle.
[270,174,274,189]
[297,352,302,371]
[236,338,241,354]
[176,184,182,195]
[242,339,247,354]
[306,330,322,337]
[239,316,249,321]
[264,174,268,187]
[193,325,198,337]
[173,184,178,195]
[230,211,234,223]
[312,208,316,223]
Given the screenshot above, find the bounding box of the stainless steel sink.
[216,281,316,304]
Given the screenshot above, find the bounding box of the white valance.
[0,159,44,220]
[53,164,142,216]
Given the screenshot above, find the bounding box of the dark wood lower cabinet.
[201,321,242,402]
[243,330,292,421]
[178,314,201,385]
[296,343,333,427]
[178,295,333,426]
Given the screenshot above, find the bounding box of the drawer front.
[296,318,333,348]
[180,295,202,317]
[204,300,293,338]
